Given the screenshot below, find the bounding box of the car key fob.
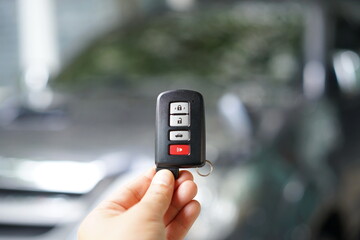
[155,89,206,179]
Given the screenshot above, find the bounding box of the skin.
[78,169,200,240]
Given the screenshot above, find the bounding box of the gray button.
[170,102,189,114]
[170,115,189,126]
[169,131,190,141]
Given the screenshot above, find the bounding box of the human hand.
[78,168,200,240]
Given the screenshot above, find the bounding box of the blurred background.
[0,0,360,239]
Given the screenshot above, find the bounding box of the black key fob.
[155,89,206,178]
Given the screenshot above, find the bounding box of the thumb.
[138,169,175,218]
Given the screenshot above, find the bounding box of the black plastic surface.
[155,90,206,171]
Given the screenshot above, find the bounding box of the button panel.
[169,130,190,141]
[169,145,190,155]
[170,102,189,114]
[169,102,191,155]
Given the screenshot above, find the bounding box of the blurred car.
[1,0,360,240]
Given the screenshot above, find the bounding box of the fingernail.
[152,170,173,186]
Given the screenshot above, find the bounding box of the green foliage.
[55,5,303,90]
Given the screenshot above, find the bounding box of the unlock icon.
[170,113,189,126]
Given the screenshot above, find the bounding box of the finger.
[139,169,175,219]
[175,170,194,189]
[99,168,155,212]
[164,180,198,226]
[166,200,201,240]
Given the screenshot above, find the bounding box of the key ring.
[196,160,214,177]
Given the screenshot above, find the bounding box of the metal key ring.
[196,160,214,177]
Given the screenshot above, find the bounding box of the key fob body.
[155,90,206,178]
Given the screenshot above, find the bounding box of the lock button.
[170,102,189,114]
[170,115,189,127]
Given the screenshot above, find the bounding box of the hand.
[78,168,200,240]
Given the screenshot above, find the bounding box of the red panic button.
[169,145,190,155]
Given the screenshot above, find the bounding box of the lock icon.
[177,105,182,111]
[177,117,183,124]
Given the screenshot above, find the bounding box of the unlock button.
[170,115,189,126]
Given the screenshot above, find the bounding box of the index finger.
[176,170,194,187]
